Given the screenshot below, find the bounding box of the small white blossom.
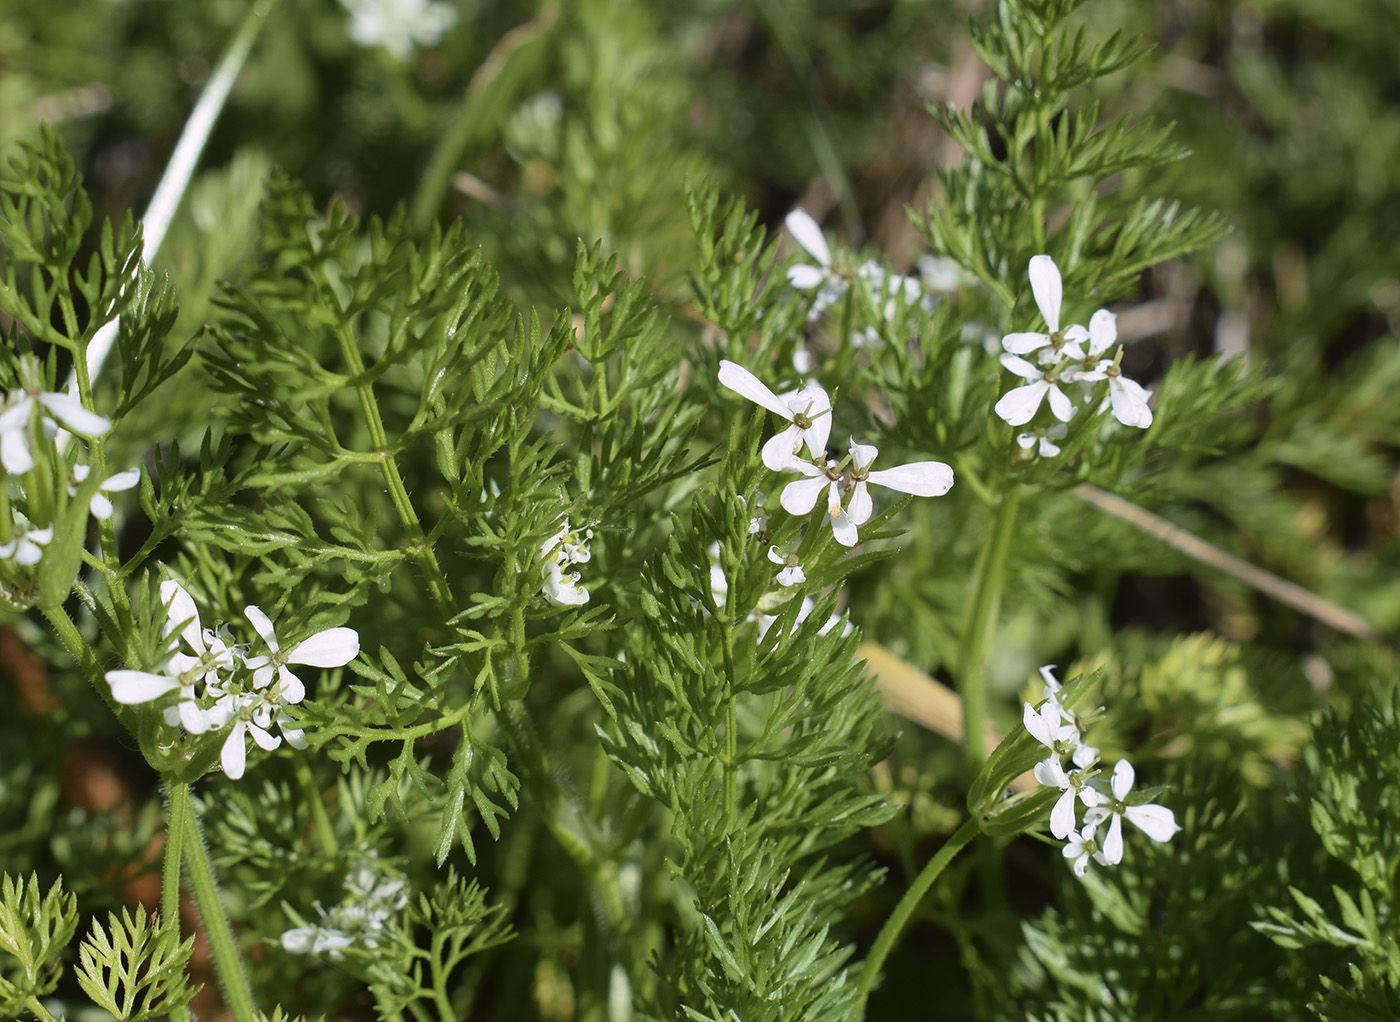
[244,604,360,704]
[1062,821,1103,877]
[1000,255,1089,364]
[541,519,592,606]
[1083,759,1182,865]
[842,440,954,544]
[746,492,768,536]
[340,0,456,61]
[1016,428,1063,458]
[785,209,848,320]
[70,465,141,520]
[994,354,1076,426]
[717,361,832,471]
[766,544,805,587]
[282,861,408,960]
[0,388,109,475]
[0,518,52,566]
[1063,309,1154,429]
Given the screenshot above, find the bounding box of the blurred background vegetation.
[4,0,1400,1017]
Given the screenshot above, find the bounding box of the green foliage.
[74,904,199,1021]
[0,873,78,1014]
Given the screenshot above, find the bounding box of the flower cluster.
[104,581,360,779]
[540,519,592,606]
[281,859,408,960]
[0,384,137,572]
[718,360,954,562]
[1025,666,1181,876]
[995,256,1154,433]
[707,540,851,641]
[785,209,924,324]
[338,0,456,61]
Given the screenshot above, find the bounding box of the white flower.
[0,389,109,475]
[767,545,805,587]
[0,518,53,566]
[785,209,848,320]
[1062,821,1103,877]
[1083,759,1182,865]
[243,605,360,704]
[282,861,408,960]
[541,518,592,606]
[843,439,954,541]
[1016,428,1064,458]
[1023,700,1080,763]
[70,465,141,519]
[543,562,589,606]
[994,354,1076,426]
[105,581,234,735]
[1000,255,1089,364]
[340,0,456,61]
[747,492,768,536]
[1064,309,1154,429]
[717,361,832,471]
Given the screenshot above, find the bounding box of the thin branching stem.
[161,779,194,1022]
[855,816,980,1009]
[178,783,258,1022]
[960,484,1021,774]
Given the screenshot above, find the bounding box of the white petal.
[1,430,35,475]
[0,396,34,434]
[718,361,794,421]
[1111,759,1135,801]
[1109,377,1153,428]
[243,604,281,652]
[281,928,318,953]
[785,209,831,267]
[1050,787,1079,839]
[289,627,359,667]
[1028,255,1062,332]
[1022,702,1053,748]
[866,460,955,498]
[1002,331,1049,356]
[998,353,1044,381]
[791,381,832,457]
[767,546,786,566]
[178,698,210,735]
[1071,744,1098,770]
[1060,323,1089,360]
[13,538,42,566]
[762,425,804,471]
[160,581,204,652]
[221,721,248,780]
[847,481,874,526]
[1016,433,1036,450]
[787,264,827,290]
[775,565,805,587]
[829,510,860,548]
[36,392,110,436]
[100,468,141,492]
[994,381,1049,427]
[1039,664,1061,693]
[280,722,309,749]
[1087,309,1117,356]
[1100,813,1124,865]
[88,493,115,519]
[248,721,282,751]
[278,666,307,704]
[1034,757,1068,789]
[1047,385,1075,423]
[848,439,878,470]
[1071,850,1090,877]
[780,474,831,516]
[106,670,180,705]
[1125,804,1181,843]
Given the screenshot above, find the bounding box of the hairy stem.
[23,996,61,1022]
[179,785,258,1022]
[161,781,194,1022]
[856,816,980,1008]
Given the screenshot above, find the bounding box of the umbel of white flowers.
[282,859,408,960]
[540,518,592,606]
[995,255,1154,433]
[718,360,954,550]
[1025,666,1181,876]
[785,209,923,324]
[105,581,360,779]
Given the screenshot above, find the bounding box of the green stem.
[180,787,258,1022]
[161,781,194,1022]
[333,322,456,612]
[855,816,980,1008]
[23,996,61,1022]
[959,485,1021,776]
